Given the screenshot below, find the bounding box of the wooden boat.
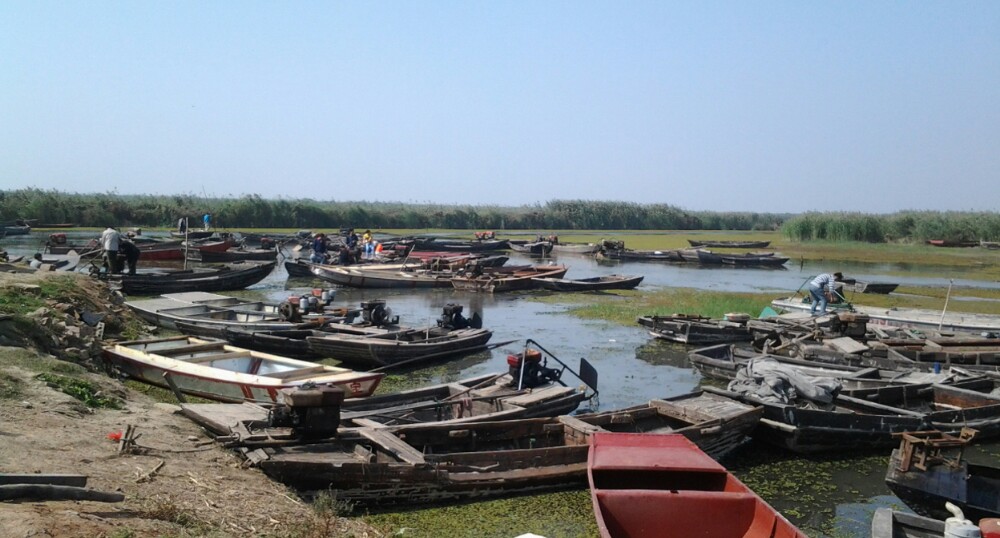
[310,264,457,289]
[981,240,1000,250]
[410,237,510,252]
[126,291,349,331]
[451,264,569,293]
[2,225,31,236]
[197,246,278,262]
[871,505,991,538]
[551,242,601,254]
[638,315,752,345]
[721,255,789,268]
[102,336,384,403]
[232,390,759,506]
[587,432,807,538]
[839,278,899,294]
[885,429,1000,522]
[181,370,597,436]
[687,239,771,249]
[704,381,1000,453]
[870,508,945,538]
[597,248,684,262]
[170,230,214,240]
[306,326,495,369]
[770,297,1000,334]
[532,274,644,292]
[283,258,321,277]
[509,240,553,255]
[697,250,783,266]
[927,239,980,248]
[36,223,77,228]
[111,261,276,295]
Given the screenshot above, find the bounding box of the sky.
[1,2,999,213]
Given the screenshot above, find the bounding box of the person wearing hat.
[807,272,844,316]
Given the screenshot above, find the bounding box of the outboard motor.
[507,349,562,389]
[438,303,482,330]
[438,304,464,329]
[361,300,398,326]
[48,233,67,245]
[260,237,275,250]
[267,385,344,438]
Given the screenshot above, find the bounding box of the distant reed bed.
[782,211,1000,243]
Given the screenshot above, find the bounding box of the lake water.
[5,229,1000,536]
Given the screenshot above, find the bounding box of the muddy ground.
[0,271,380,537]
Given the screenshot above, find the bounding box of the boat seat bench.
[596,490,758,537]
[180,351,253,364]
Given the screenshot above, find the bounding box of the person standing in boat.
[119,236,141,275]
[100,226,122,274]
[202,213,211,230]
[177,217,187,234]
[362,229,374,259]
[807,272,843,316]
[310,233,329,263]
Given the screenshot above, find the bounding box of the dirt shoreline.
[0,271,381,537]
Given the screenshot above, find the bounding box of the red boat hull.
[588,433,807,538]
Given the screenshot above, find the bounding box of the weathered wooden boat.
[870,508,945,538]
[102,336,384,403]
[232,390,759,506]
[597,248,684,262]
[697,249,783,266]
[839,278,899,294]
[410,237,510,252]
[871,505,991,538]
[310,264,458,289]
[705,380,1000,453]
[532,274,644,292]
[197,246,278,262]
[2,225,31,236]
[927,239,980,248]
[550,242,601,254]
[451,264,569,293]
[185,236,237,254]
[35,223,78,228]
[588,432,807,538]
[638,314,752,345]
[509,240,553,255]
[181,365,598,436]
[885,429,1000,522]
[687,239,772,249]
[170,230,214,240]
[126,291,352,331]
[721,255,789,268]
[112,260,276,295]
[771,297,1000,334]
[868,335,1000,369]
[982,240,1000,250]
[306,326,494,369]
[283,258,320,277]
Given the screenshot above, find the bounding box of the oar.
[369,339,518,373]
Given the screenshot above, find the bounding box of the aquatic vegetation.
[536,287,775,325]
[363,490,598,538]
[36,372,123,409]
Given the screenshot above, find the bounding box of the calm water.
[5,229,1000,536]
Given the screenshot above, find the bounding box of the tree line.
[2,189,997,242]
[0,189,784,232]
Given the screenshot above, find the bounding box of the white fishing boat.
[102,336,384,403]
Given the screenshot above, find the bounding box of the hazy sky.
[2,2,998,213]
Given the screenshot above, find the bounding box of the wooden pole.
[938,279,954,330]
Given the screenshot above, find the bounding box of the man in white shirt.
[101,226,121,273]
